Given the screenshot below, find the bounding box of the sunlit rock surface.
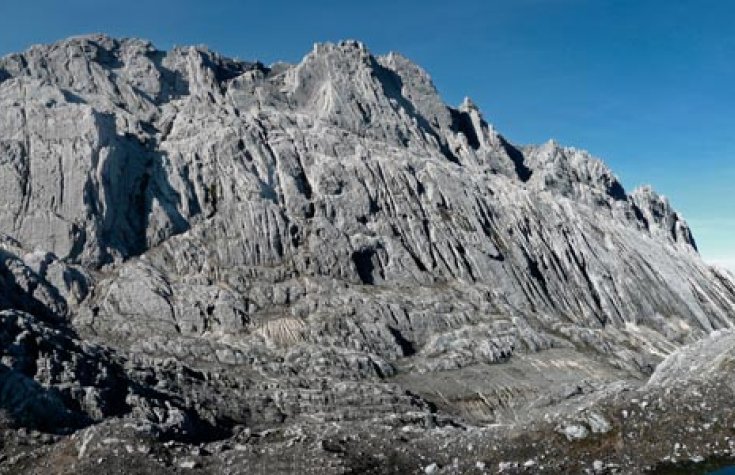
[0,35,734,474]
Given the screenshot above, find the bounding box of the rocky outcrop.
[0,35,733,473]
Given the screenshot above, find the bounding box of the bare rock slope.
[0,35,734,473]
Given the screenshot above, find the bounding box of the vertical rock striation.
[0,35,733,472]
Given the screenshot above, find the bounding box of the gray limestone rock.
[0,35,733,473]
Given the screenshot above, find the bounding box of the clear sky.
[1,0,732,271]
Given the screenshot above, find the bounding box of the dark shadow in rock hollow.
[83,112,191,265]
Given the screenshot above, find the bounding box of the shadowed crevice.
[499,136,533,182]
[388,327,416,357]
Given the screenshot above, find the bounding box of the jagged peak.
[21,34,148,57]
[39,32,119,47]
[632,184,662,198]
[631,185,697,249]
[379,51,434,83]
[291,40,378,88]
[459,96,479,112]
[534,138,561,153]
[308,40,372,61]
[529,138,577,159]
[533,139,611,168]
[456,96,500,133]
[9,34,256,73]
[339,39,369,51]
[631,185,675,212]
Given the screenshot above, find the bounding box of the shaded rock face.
[0,35,734,472]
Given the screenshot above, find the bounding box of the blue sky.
[1,0,732,271]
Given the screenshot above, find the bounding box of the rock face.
[0,35,734,473]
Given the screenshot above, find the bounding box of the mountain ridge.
[0,34,733,474]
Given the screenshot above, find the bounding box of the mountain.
[0,34,733,474]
